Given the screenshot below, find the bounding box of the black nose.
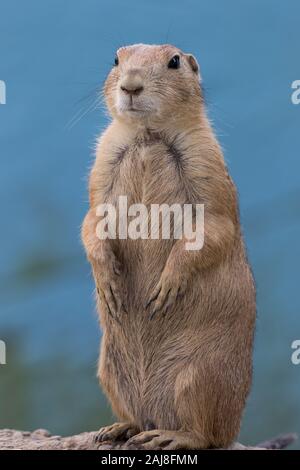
[121,85,144,96]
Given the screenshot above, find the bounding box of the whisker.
[65,95,102,130]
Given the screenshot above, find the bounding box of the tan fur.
[82,44,256,449]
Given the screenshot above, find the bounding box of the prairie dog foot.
[125,429,206,450]
[94,422,140,443]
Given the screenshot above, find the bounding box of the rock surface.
[0,429,297,450]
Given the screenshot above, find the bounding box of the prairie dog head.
[104,44,202,124]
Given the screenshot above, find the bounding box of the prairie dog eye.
[114,56,119,66]
[168,55,180,69]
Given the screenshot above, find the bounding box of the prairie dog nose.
[120,71,144,96]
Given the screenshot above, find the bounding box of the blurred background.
[0,0,299,448]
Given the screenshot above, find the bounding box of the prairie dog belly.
[105,141,190,307]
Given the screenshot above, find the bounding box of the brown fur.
[82,44,256,449]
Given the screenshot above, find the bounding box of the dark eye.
[114,56,119,66]
[168,55,180,69]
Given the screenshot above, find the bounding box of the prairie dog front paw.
[94,252,126,320]
[146,267,188,319]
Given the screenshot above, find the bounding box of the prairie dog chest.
[104,138,187,207]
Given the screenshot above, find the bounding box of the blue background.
[0,0,300,447]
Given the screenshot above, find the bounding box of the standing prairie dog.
[82,44,256,449]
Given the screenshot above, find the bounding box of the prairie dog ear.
[187,54,199,73]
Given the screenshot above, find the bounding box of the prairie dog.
[82,44,256,449]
